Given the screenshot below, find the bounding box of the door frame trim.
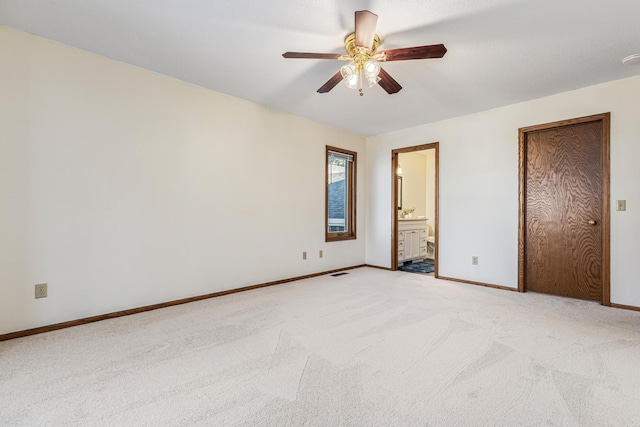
[518,113,611,305]
[391,143,439,273]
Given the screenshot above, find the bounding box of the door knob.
[588,219,597,225]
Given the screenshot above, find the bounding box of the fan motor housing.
[344,32,380,58]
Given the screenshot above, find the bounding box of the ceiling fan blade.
[283,52,344,60]
[317,71,344,93]
[378,68,402,94]
[355,10,378,49]
[379,44,447,61]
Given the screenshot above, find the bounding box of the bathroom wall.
[425,150,436,237]
[398,152,427,217]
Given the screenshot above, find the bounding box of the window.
[326,146,356,241]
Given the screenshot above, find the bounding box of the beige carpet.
[2,267,640,426]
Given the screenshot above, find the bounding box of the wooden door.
[519,114,610,303]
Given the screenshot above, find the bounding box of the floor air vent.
[331,272,349,277]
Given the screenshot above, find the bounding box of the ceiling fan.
[282,10,447,96]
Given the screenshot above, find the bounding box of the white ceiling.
[1,0,639,136]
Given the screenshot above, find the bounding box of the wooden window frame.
[326,145,357,242]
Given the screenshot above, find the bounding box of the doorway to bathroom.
[391,143,439,274]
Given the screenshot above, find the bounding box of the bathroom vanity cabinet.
[398,219,427,262]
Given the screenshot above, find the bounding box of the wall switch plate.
[35,283,48,299]
[319,250,323,258]
[472,256,479,265]
[617,200,627,211]
[302,251,307,260]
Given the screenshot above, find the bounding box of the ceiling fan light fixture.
[345,75,359,90]
[340,60,381,93]
[364,60,381,88]
[341,63,359,89]
[367,75,381,88]
[364,60,380,78]
[340,63,356,79]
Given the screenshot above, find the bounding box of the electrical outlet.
[35,283,48,299]
[617,200,627,211]
[302,251,307,260]
[319,250,323,258]
[472,256,479,265]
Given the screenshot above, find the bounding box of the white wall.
[366,75,640,307]
[0,27,366,335]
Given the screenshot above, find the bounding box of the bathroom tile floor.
[398,259,435,275]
